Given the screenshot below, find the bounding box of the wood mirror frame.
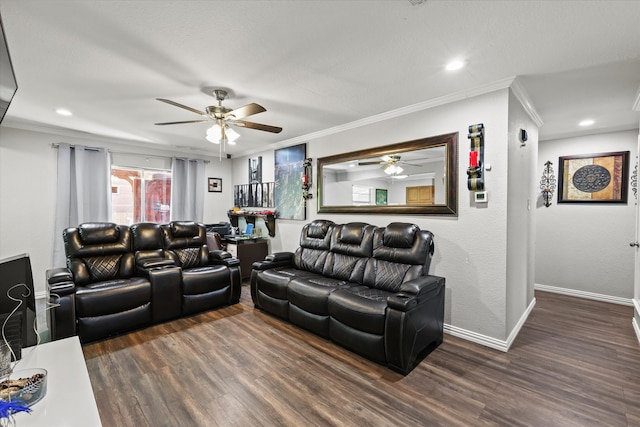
[317,132,458,216]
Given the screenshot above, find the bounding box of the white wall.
[506,90,538,335]
[0,126,233,297]
[233,88,536,345]
[535,129,638,300]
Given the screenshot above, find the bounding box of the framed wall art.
[557,151,629,203]
[249,156,262,183]
[375,189,388,205]
[208,177,222,193]
[274,143,306,220]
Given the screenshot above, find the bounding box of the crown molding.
[235,77,521,157]
[511,77,544,127]
[633,84,640,112]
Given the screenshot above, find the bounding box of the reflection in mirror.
[317,132,458,216]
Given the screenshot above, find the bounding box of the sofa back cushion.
[293,220,334,274]
[131,222,165,264]
[322,223,375,283]
[364,223,434,291]
[64,222,134,286]
[161,221,208,269]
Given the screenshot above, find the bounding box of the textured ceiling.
[1,0,639,157]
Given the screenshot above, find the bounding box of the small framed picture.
[208,177,222,193]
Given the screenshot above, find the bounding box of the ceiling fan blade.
[155,119,210,125]
[234,120,282,134]
[358,161,384,165]
[225,103,266,120]
[156,98,206,116]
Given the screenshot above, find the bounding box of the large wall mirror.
[317,132,458,216]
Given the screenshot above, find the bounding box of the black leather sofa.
[46,221,241,343]
[251,220,445,375]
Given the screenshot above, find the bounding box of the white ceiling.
[1,0,639,157]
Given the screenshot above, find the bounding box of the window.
[111,167,171,225]
[352,185,372,205]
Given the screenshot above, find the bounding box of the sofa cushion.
[288,275,347,316]
[256,267,315,300]
[330,223,375,257]
[131,222,163,251]
[322,253,368,283]
[328,285,393,336]
[75,277,151,317]
[182,265,230,295]
[78,222,120,244]
[363,259,423,292]
[171,221,199,238]
[372,224,434,268]
[293,247,330,274]
[307,220,333,240]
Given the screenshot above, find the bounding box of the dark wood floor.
[82,289,640,426]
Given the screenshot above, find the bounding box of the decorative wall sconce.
[302,158,313,200]
[631,157,638,201]
[467,123,485,191]
[540,160,556,207]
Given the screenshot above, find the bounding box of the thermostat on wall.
[474,191,488,203]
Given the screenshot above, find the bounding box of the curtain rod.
[50,143,210,163]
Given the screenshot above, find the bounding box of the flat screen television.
[0,254,37,354]
[0,14,18,125]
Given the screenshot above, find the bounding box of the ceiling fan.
[359,155,423,176]
[155,89,282,144]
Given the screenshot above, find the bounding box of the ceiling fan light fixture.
[225,126,240,142]
[206,124,222,144]
[384,164,403,175]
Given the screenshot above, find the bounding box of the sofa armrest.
[46,268,77,340]
[252,252,294,271]
[209,250,240,267]
[137,258,175,270]
[46,268,76,296]
[388,275,445,311]
[47,267,72,284]
[385,275,446,374]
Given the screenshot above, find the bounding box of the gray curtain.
[170,158,205,222]
[52,144,111,267]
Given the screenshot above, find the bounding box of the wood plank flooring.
[82,289,640,426]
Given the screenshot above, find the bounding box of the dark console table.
[224,237,268,280]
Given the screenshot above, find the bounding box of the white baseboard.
[444,297,536,352]
[535,284,633,306]
[634,299,640,344]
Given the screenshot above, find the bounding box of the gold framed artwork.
[557,151,629,203]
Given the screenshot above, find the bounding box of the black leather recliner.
[48,223,152,342]
[161,221,241,315]
[251,220,445,375]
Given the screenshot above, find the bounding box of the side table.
[224,238,268,280]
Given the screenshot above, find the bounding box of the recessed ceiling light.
[579,119,594,126]
[55,108,73,116]
[445,60,465,71]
